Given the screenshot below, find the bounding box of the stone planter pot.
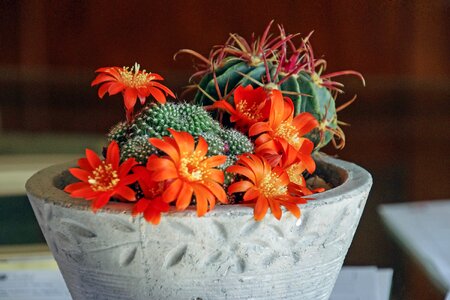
[26,155,372,300]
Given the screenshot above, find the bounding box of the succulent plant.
[107,102,253,172]
[220,128,254,156]
[121,135,158,164]
[177,21,364,150]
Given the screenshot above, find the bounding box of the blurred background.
[0,1,449,299]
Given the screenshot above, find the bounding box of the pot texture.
[26,155,372,300]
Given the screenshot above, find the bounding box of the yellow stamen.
[274,121,301,149]
[118,62,155,88]
[88,162,120,192]
[236,100,262,121]
[146,182,165,198]
[259,171,287,198]
[286,163,306,186]
[179,153,208,182]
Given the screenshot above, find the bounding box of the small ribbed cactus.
[107,102,253,184]
[177,21,364,149]
[220,128,254,156]
[121,135,158,164]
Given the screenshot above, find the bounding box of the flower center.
[145,182,165,198]
[179,153,208,182]
[88,162,120,192]
[286,163,306,186]
[236,100,262,121]
[118,63,155,88]
[259,171,287,198]
[274,121,301,149]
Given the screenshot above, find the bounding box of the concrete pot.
[26,155,372,300]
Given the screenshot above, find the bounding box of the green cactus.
[132,102,221,139]
[200,132,226,156]
[178,22,364,150]
[219,128,254,156]
[107,102,254,168]
[121,135,158,164]
[107,121,129,147]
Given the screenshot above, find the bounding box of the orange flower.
[249,90,318,172]
[227,154,307,221]
[64,141,139,212]
[280,145,323,196]
[148,129,228,216]
[131,165,169,225]
[211,85,269,132]
[91,63,175,120]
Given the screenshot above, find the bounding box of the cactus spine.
[178,22,364,150]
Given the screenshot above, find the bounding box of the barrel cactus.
[177,21,364,150]
[107,102,253,184]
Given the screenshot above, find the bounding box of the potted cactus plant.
[26,22,372,300]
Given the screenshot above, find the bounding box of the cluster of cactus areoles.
[107,102,253,185]
[176,21,365,150]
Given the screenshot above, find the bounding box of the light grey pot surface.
[26,155,372,300]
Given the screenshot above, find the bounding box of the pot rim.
[25,154,372,218]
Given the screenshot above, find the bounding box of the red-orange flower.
[280,145,324,196]
[131,165,169,225]
[64,141,139,212]
[227,154,307,221]
[249,90,318,172]
[147,129,228,216]
[91,63,175,120]
[211,85,269,132]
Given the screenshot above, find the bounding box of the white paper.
[0,270,71,300]
[330,266,393,300]
[0,256,70,300]
[379,199,450,291]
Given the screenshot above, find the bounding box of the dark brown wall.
[1,1,449,298]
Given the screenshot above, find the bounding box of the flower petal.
[69,168,90,182]
[149,138,180,163]
[226,165,256,183]
[124,88,138,110]
[132,198,150,216]
[254,195,269,221]
[106,141,120,170]
[268,199,282,220]
[85,149,101,169]
[92,193,112,212]
[64,182,89,193]
[115,186,136,201]
[204,180,227,204]
[176,182,193,210]
[243,187,260,201]
[148,87,167,104]
[203,155,227,168]
[162,179,183,203]
[228,180,253,194]
[168,129,195,155]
